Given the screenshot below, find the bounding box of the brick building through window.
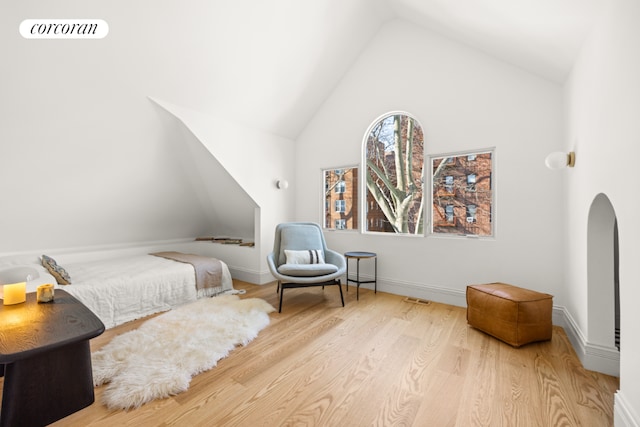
[324,167,358,230]
[432,152,493,236]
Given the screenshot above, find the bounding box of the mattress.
[62,254,233,329]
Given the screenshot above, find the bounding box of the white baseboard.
[227,267,261,285]
[358,275,468,307]
[227,266,274,285]
[553,305,620,377]
[615,391,640,427]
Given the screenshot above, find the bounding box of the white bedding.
[61,254,233,329]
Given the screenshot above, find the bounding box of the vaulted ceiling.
[202,0,601,140]
[387,0,601,83]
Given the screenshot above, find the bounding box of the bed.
[0,252,234,329]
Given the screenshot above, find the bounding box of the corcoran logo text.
[20,19,109,39]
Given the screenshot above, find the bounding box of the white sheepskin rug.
[91,294,275,410]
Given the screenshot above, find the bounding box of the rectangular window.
[466,174,476,192]
[445,204,454,223]
[322,167,358,230]
[431,149,494,237]
[466,204,477,223]
[445,175,454,193]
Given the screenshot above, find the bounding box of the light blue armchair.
[267,222,346,312]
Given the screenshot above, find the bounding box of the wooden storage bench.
[466,282,553,347]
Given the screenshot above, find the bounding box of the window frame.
[429,148,496,239]
[321,165,359,231]
[361,111,426,237]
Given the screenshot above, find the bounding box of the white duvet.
[62,255,233,329]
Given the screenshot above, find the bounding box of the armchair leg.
[278,279,345,313]
[279,285,284,313]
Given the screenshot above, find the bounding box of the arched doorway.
[587,193,620,352]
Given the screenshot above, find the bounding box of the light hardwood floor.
[13,280,619,426]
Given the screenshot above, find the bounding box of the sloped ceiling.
[194,0,601,140]
[158,0,392,140]
[387,0,602,83]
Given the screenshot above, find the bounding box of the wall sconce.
[545,151,576,169]
[2,282,27,305]
[276,179,289,190]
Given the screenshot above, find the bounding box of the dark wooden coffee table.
[0,289,105,427]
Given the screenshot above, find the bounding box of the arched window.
[363,112,425,234]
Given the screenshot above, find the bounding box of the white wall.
[564,0,640,423]
[150,98,296,283]
[0,2,217,253]
[1,1,296,276]
[295,20,566,306]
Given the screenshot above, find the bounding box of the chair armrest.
[324,249,346,273]
[266,252,278,275]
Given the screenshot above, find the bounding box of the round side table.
[344,251,377,300]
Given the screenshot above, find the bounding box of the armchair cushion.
[278,263,339,277]
[278,225,324,265]
[284,249,325,265]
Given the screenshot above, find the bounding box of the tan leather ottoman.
[466,283,553,347]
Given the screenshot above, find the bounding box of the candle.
[37,283,55,303]
[3,282,27,305]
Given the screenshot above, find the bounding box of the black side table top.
[0,289,105,363]
[344,251,377,258]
